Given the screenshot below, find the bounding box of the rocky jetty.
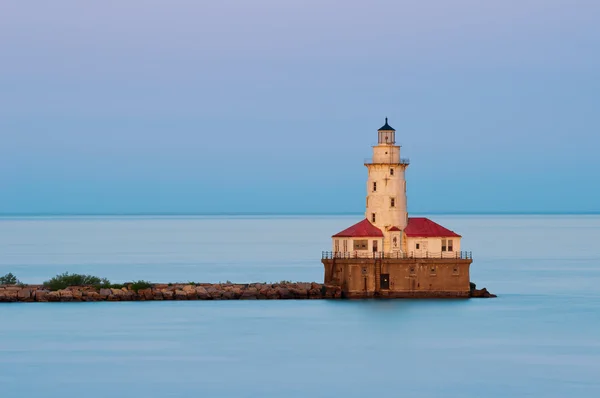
[0,282,495,302]
[470,287,497,298]
[0,282,343,303]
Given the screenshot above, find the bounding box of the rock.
[139,288,153,301]
[195,286,210,299]
[471,288,497,298]
[0,289,18,302]
[46,291,61,302]
[99,288,112,298]
[17,288,32,301]
[83,291,101,301]
[120,290,135,301]
[240,287,259,300]
[34,290,49,302]
[59,290,73,301]
[229,287,242,299]
[174,290,187,300]
[278,288,293,299]
[207,287,222,300]
[71,289,83,301]
[152,289,164,300]
[322,285,342,299]
[182,285,196,293]
[290,287,308,299]
[162,290,174,300]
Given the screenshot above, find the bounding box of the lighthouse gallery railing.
[322,251,473,260]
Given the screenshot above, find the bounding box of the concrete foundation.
[322,257,472,299]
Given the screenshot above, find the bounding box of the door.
[380,274,390,290]
[415,240,428,257]
[372,240,378,253]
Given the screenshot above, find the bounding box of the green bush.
[0,273,20,285]
[43,272,112,291]
[129,280,152,293]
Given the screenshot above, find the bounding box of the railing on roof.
[364,158,410,165]
[322,251,473,260]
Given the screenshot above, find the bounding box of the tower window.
[390,168,394,176]
[390,198,395,207]
[373,182,377,192]
[371,213,376,223]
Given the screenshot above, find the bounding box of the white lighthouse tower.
[365,118,409,252]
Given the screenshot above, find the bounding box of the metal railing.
[322,251,473,260]
[364,158,410,165]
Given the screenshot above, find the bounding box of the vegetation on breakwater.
[0,273,21,285]
[40,272,154,292]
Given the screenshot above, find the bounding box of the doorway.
[380,274,390,290]
[372,240,378,253]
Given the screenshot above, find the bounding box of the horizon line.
[1,211,600,217]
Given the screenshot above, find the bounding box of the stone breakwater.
[0,283,495,302]
[0,283,342,302]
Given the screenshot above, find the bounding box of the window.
[453,267,459,275]
[409,267,415,274]
[448,239,454,252]
[371,213,376,223]
[373,182,377,192]
[335,240,339,252]
[430,267,436,274]
[442,239,447,252]
[353,239,368,250]
[416,243,420,249]
[390,198,395,207]
[390,168,394,176]
[343,240,348,252]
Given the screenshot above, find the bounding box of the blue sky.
[1,0,599,214]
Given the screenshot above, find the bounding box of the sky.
[1,0,599,214]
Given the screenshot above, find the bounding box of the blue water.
[1,215,599,397]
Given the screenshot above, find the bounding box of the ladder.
[374,256,381,294]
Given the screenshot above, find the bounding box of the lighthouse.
[365,117,409,253]
[322,118,473,298]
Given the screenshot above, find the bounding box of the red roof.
[405,217,461,238]
[332,219,384,238]
[388,226,401,231]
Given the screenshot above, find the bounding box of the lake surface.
[1,215,599,397]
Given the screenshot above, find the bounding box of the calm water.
[1,215,599,397]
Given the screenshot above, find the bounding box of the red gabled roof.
[405,217,461,238]
[388,226,401,231]
[332,219,384,238]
